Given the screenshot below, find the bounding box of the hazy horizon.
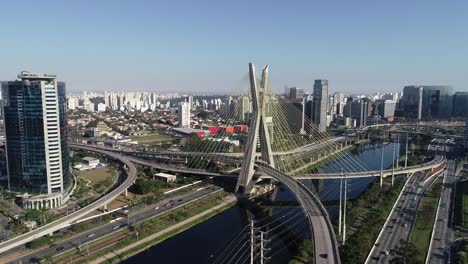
[1,0,467,94]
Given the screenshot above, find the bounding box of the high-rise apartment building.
[2,72,70,209]
[288,87,304,100]
[345,99,368,127]
[312,80,328,132]
[376,100,397,118]
[178,102,191,128]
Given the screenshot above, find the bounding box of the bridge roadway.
[361,122,463,132]
[255,162,341,264]
[73,136,348,158]
[124,155,227,177]
[295,156,445,179]
[0,145,137,255]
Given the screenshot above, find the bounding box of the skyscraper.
[400,86,423,119]
[178,102,191,128]
[453,92,468,117]
[312,80,328,132]
[421,86,454,118]
[2,72,70,209]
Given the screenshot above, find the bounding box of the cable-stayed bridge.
[71,64,445,264]
[0,63,449,263]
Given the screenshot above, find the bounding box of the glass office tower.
[2,72,70,209]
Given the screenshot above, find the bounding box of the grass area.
[339,177,405,263]
[410,177,443,263]
[454,240,468,264]
[454,180,468,229]
[52,191,234,264]
[78,167,116,193]
[129,133,174,144]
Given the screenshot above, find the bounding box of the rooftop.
[18,71,56,80]
[82,157,99,162]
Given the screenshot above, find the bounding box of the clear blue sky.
[0,0,466,94]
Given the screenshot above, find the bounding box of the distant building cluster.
[281,82,466,131]
[399,86,466,119]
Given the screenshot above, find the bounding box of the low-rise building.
[154,172,177,183]
[24,220,37,230]
[73,157,102,171]
[82,157,99,167]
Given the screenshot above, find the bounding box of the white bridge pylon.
[235,63,275,195]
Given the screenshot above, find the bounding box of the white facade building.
[178,102,191,128]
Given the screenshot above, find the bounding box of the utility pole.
[380,131,385,187]
[396,133,400,169]
[392,138,396,187]
[342,174,348,245]
[405,132,409,168]
[250,220,255,264]
[338,168,343,236]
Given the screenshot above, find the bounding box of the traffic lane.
[7,186,223,264]
[428,160,456,263]
[376,190,420,263]
[369,172,425,263]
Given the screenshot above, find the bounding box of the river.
[123,141,403,264]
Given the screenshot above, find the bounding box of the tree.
[198,110,209,119]
[390,239,420,264]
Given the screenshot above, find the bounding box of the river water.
[123,142,403,264]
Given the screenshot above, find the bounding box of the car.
[123,209,129,213]
[29,257,42,264]
[112,225,119,230]
[403,223,408,228]
[154,206,160,210]
[164,203,170,207]
[177,199,182,202]
[171,202,176,207]
[384,250,390,256]
[56,246,64,251]
[87,233,95,238]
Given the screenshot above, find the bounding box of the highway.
[0,145,137,255]
[2,186,224,264]
[366,140,446,264]
[426,142,461,264]
[72,136,348,158]
[297,155,445,179]
[255,162,341,264]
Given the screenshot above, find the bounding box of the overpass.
[71,135,350,159]
[255,162,340,264]
[0,145,137,254]
[295,156,445,179]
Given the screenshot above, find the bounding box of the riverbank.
[92,195,237,263]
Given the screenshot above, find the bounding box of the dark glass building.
[453,92,468,117]
[400,86,423,119]
[2,72,70,209]
[421,86,454,118]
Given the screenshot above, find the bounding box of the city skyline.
[0,0,467,93]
